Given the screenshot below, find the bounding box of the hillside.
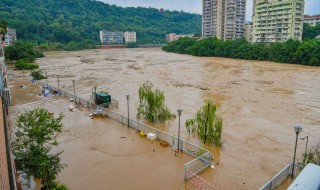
[0,0,202,44]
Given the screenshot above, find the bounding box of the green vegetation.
[5,41,44,61]
[137,81,175,122]
[127,42,138,48]
[15,59,39,70]
[186,99,222,146]
[303,23,320,41]
[163,37,320,66]
[12,108,67,189]
[0,19,7,41]
[31,70,46,80]
[301,143,320,167]
[0,0,201,46]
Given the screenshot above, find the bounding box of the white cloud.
[99,0,320,21]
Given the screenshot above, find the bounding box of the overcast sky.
[99,0,320,21]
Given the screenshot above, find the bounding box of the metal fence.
[37,82,212,180]
[259,162,303,190]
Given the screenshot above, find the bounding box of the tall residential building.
[124,31,137,44]
[304,15,320,26]
[202,0,246,40]
[4,28,16,46]
[99,31,124,44]
[244,22,253,42]
[252,0,304,43]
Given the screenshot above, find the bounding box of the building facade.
[166,33,177,42]
[4,28,16,46]
[304,15,320,26]
[124,31,137,44]
[252,0,304,43]
[202,0,246,40]
[100,31,124,44]
[244,22,253,42]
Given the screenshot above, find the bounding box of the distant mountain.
[0,0,202,44]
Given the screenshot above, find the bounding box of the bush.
[31,70,46,80]
[15,59,39,70]
[5,41,44,61]
[127,42,138,48]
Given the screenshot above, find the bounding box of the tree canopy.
[0,0,201,45]
[137,81,175,122]
[12,108,66,189]
[163,37,320,66]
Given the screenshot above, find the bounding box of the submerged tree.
[186,99,222,146]
[301,143,320,167]
[137,81,175,122]
[12,108,67,189]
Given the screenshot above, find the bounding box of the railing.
[37,82,212,180]
[259,162,303,190]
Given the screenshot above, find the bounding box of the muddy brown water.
[8,48,320,189]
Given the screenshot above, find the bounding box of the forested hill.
[0,0,202,44]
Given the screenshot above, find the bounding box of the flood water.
[8,48,320,189]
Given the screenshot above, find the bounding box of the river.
[9,48,320,189]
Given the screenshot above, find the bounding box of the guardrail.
[37,82,212,180]
[259,162,303,190]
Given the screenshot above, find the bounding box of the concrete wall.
[0,98,10,190]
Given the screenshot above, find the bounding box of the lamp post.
[57,75,60,96]
[291,125,302,178]
[72,80,76,104]
[93,86,97,104]
[126,95,130,128]
[45,72,48,86]
[300,136,309,156]
[177,109,182,152]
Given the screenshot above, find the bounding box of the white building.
[304,15,320,26]
[4,28,16,46]
[166,33,177,42]
[124,31,137,43]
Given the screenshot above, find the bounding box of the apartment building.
[202,0,246,40]
[252,0,304,43]
[4,28,16,46]
[244,22,253,42]
[124,31,137,44]
[100,31,124,44]
[304,15,320,26]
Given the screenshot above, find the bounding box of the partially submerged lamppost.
[72,80,76,104]
[57,75,60,96]
[177,109,182,152]
[126,95,130,128]
[292,125,302,178]
[300,136,309,156]
[93,86,97,104]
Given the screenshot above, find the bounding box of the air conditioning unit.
[4,87,11,106]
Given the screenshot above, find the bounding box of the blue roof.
[287,163,320,190]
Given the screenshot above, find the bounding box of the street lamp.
[126,95,130,128]
[300,136,309,156]
[177,109,182,152]
[57,75,60,96]
[72,80,76,104]
[291,125,302,178]
[93,86,97,104]
[45,72,48,86]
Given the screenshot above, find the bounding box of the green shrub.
[31,70,46,80]
[127,42,138,48]
[15,59,39,70]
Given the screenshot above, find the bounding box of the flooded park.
[8,48,320,189]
